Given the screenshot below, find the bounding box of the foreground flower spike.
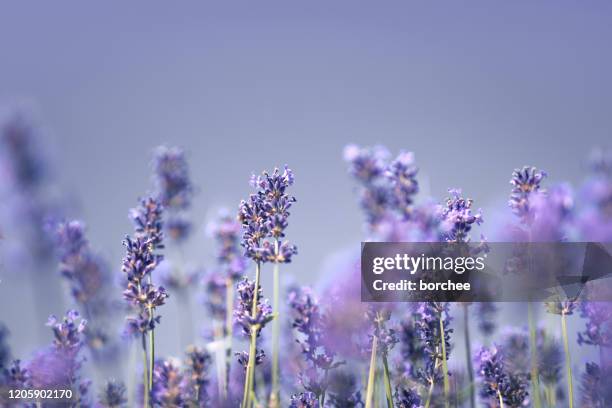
[98,379,128,408]
[440,189,483,243]
[2,359,29,388]
[385,151,419,219]
[289,287,342,406]
[475,346,529,408]
[122,196,167,407]
[238,165,297,407]
[153,145,193,242]
[55,220,116,360]
[578,301,612,349]
[509,166,547,222]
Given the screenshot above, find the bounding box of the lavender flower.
[207,210,248,281]
[184,345,212,404]
[289,392,320,408]
[394,387,423,408]
[577,148,612,241]
[365,307,398,356]
[397,313,427,381]
[509,166,547,222]
[233,277,273,367]
[289,287,342,399]
[476,303,498,337]
[153,146,193,242]
[538,336,563,387]
[98,379,127,408]
[2,359,29,388]
[152,359,186,407]
[238,166,297,264]
[326,370,364,408]
[578,301,612,348]
[475,345,529,407]
[385,151,419,220]
[580,362,612,407]
[414,302,452,385]
[529,183,574,241]
[440,189,483,243]
[545,298,578,316]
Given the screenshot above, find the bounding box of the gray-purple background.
[1,1,611,370]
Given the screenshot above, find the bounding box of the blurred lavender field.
[1,2,612,407]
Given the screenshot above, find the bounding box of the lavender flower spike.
[475,345,529,408]
[509,166,547,221]
[98,379,128,408]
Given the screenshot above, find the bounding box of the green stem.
[439,316,450,408]
[463,305,475,408]
[149,327,155,392]
[561,312,574,408]
[241,262,261,408]
[382,354,394,408]
[497,390,505,408]
[527,302,542,408]
[271,239,280,406]
[142,333,149,408]
[364,335,378,408]
[424,379,435,408]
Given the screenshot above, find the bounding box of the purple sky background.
[1,1,611,363]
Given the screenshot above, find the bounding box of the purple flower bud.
[98,379,127,407]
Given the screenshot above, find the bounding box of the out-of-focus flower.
[476,303,497,337]
[98,379,127,408]
[538,335,563,387]
[365,306,398,356]
[2,359,29,388]
[326,370,364,408]
[289,392,320,408]
[385,151,419,220]
[152,359,186,407]
[545,298,578,316]
[184,345,212,404]
[580,362,612,407]
[499,329,530,377]
[207,210,248,281]
[0,324,9,371]
[394,386,423,408]
[577,148,612,241]
[475,345,529,408]
[152,146,193,242]
[289,287,343,399]
[509,166,547,222]
[529,183,574,241]
[578,301,612,348]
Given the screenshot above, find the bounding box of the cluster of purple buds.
[233,277,273,367]
[509,166,547,222]
[414,302,452,385]
[207,211,248,281]
[46,310,87,351]
[394,387,423,408]
[239,166,297,264]
[475,345,529,407]
[122,197,168,336]
[365,306,398,356]
[289,287,343,398]
[578,301,612,347]
[2,359,28,388]
[98,379,127,407]
[385,151,419,220]
[153,146,193,242]
[152,359,185,407]
[289,391,320,408]
[440,189,483,243]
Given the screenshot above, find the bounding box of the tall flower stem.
[463,305,475,408]
[424,373,436,408]
[241,262,261,408]
[497,390,505,408]
[149,326,155,394]
[527,302,542,408]
[270,239,280,407]
[224,278,234,399]
[439,316,450,408]
[561,311,574,408]
[141,333,149,408]
[381,352,394,408]
[364,335,378,408]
